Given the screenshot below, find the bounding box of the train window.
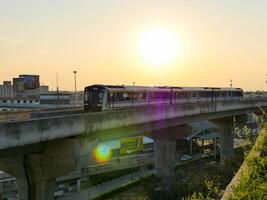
[202,92,210,97]
[175,92,188,99]
[138,93,147,100]
[84,91,89,101]
[206,92,209,97]
[150,93,156,99]
[163,92,171,99]
[98,92,104,103]
[114,93,123,102]
[134,93,139,100]
[98,92,104,99]
[108,93,113,103]
[221,92,226,97]
[123,93,131,101]
[155,92,163,99]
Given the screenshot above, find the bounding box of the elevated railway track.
[0,107,83,122]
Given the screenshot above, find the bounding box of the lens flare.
[93,145,112,163]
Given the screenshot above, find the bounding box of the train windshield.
[84,86,105,111]
[84,91,90,102]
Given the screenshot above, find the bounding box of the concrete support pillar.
[16,178,30,200]
[211,115,248,161]
[214,138,217,160]
[0,156,30,200]
[213,118,234,161]
[0,138,97,200]
[189,138,193,155]
[150,125,192,184]
[220,122,234,160]
[154,138,176,180]
[0,156,57,200]
[29,179,56,200]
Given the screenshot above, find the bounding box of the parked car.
[180,154,192,161]
[200,153,209,158]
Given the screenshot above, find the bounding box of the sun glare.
[139,28,181,66]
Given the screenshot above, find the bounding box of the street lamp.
[73,70,77,106]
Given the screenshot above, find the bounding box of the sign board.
[120,136,143,155]
[20,75,40,89]
[13,75,40,94]
[13,78,25,92]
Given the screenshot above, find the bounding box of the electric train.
[84,84,243,112]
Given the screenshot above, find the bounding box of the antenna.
[56,73,59,91]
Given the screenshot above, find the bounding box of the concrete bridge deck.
[0,98,266,151]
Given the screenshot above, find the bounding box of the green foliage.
[229,127,267,200]
[183,180,221,200]
[141,173,224,200]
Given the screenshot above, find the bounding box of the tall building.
[13,75,40,98]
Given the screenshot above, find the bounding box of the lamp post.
[57,73,59,107]
[73,70,77,106]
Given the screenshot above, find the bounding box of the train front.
[84,85,106,112]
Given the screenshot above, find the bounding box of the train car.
[84,84,243,112]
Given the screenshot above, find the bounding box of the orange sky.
[0,1,267,91]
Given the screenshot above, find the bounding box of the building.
[40,91,70,105]
[0,74,82,109]
[0,81,13,99]
[40,85,49,93]
[13,75,40,98]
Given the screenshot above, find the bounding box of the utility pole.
[230,79,233,88]
[56,73,59,106]
[73,71,77,106]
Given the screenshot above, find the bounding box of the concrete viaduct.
[0,98,266,200]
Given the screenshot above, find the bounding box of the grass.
[227,127,267,200]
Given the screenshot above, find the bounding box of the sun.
[139,28,181,66]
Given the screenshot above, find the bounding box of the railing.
[0,96,266,123]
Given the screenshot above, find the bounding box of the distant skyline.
[1,0,267,91]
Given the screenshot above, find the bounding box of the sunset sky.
[0,0,267,91]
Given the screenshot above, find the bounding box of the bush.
[228,127,267,199]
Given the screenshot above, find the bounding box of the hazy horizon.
[1,0,267,91]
